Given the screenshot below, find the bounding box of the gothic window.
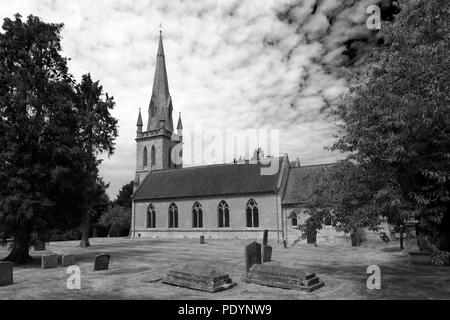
[146,204,156,229]
[246,199,259,228]
[143,147,148,169]
[218,201,230,228]
[168,203,178,228]
[168,147,172,168]
[192,202,203,228]
[151,146,156,168]
[291,216,298,227]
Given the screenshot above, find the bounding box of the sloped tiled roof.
[282,164,334,205]
[133,158,284,201]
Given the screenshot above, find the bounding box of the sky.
[0,0,384,199]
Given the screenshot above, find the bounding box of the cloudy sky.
[0,0,383,198]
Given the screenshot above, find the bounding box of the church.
[130,32,356,245]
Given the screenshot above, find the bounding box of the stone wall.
[131,194,282,241]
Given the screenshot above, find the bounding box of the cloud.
[0,0,399,198]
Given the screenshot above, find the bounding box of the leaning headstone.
[263,245,272,263]
[200,235,205,244]
[41,254,58,269]
[162,265,237,293]
[245,241,262,274]
[62,254,76,267]
[94,253,110,271]
[244,263,324,292]
[263,230,269,246]
[34,241,46,251]
[0,262,13,286]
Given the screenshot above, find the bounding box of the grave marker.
[42,254,58,269]
[94,254,110,271]
[263,245,272,262]
[0,262,13,286]
[244,263,325,292]
[200,235,205,244]
[62,254,76,267]
[245,241,262,274]
[263,230,269,246]
[162,265,236,293]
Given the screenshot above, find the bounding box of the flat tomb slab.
[243,264,325,292]
[162,265,237,293]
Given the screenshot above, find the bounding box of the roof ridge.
[149,157,284,174]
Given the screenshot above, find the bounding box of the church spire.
[136,108,143,136]
[147,30,174,132]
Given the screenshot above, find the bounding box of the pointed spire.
[147,30,174,132]
[177,112,183,130]
[136,108,143,127]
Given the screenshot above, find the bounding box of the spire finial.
[159,23,162,34]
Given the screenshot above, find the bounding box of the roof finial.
[159,23,162,34]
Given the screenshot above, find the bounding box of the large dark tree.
[0,14,117,262]
[304,0,450,253]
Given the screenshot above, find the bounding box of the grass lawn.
[1,237,449,300]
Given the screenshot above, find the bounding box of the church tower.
[135,31,182,189]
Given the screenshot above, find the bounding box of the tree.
[305,0,450,252]
[0,14,118,262]
[0,15,83,262]
[113,181,134,209]
[75,74,118,247]
[99,206,131,237]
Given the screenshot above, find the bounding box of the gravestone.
[62,254,76,267]
[34,241,46,251]
[263,245,272,262]
[283,240,288,249]
[200,235,205,244]
[244,263,325,292]
[0,262,13,286]
[162,265,237,293]
[94,254,110,271]
[245,241,262,274]
[41,254,58,269]
[263,230,269,246]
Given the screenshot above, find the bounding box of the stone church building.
[130,33,381,245]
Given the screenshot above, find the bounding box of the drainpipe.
[276,194,280,243]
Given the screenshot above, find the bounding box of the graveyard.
[1,237,450,300]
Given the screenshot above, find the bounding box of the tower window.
[218,201,230,228]
[147,204,156,229]
[168,147,172,168]
[246,199,259,228]
[192,202,203,228]
[168,203,178,228]
[143,147,148,169]
[151,146,156,168]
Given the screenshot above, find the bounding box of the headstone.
[62,254,76,267]
[0,262,13,286]
[94,253,110,271]
[263,230,269,246]
[34,241,46,251]
[245,241,262,274]
[200,235,205,244]
[263,245,272,262]
[283,240,288,249]
[41,254,58,269]
[244,263,325,292]
[162,265,237,293]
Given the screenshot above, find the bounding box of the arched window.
[168,146,172,169]
[146,204,156,229]
[218,201,230,228]
[291,216,298,227]
[246,199,259,228]
[151,146,156,168]
[168,203,178,228]
[143,147,148,169]
[192,202,203,228]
